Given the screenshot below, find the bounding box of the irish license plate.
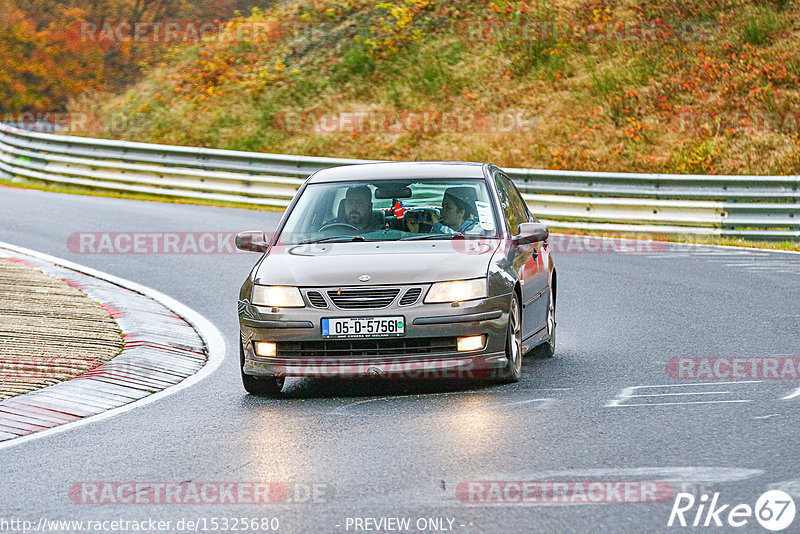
[321,317,405,338]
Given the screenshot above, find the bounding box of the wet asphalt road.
[1,186,799,533]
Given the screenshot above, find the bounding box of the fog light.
[457,335,484,352]
[254,341,277,358]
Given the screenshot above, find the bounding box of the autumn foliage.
[0,2,103,111]
[3,0,800,174]
[0,0,265,112]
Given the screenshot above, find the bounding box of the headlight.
[425,278,488,303]
[252,285,304,308]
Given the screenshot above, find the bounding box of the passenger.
[431,187,479,234]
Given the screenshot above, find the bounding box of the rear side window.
[494,173,529,234]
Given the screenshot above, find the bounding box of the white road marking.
[769,480,800,498]
[329,391,565,415]
[497,398,555,409]
[326,390,480,415]
[732,266,797,270]
[606,381,761,407]
[490,467,764,482]
[782,387,800,400]
[614,400,751,407]
[630,391,731,397]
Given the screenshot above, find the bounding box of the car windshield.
[278,178,499,245]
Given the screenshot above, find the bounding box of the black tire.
[498,294,523,383]
[533,280,556,359]
[240,343,284,395]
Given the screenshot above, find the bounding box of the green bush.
[741,8,779,45]
[341,43,376,77]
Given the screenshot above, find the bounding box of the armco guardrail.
[1,123,798,240]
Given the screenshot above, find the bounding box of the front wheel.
[240,343,284,395]
[498,294,523,383]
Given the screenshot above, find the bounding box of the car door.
[494,172,550,341]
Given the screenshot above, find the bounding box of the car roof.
[307,161,489,183]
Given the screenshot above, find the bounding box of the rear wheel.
[498,294,523,383]
[533,281,556,359]
[240,342,284,395]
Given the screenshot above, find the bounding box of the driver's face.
[345,193,372,227]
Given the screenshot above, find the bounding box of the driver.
[431,187,479,234]
[326,185,378,232]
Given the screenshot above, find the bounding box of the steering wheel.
[318,222,361,233]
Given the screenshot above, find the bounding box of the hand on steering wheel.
[318,222,360,232]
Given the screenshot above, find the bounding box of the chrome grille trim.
[327,287,401,309]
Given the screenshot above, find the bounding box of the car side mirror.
[235,231,270,253]
[514,222,549,245]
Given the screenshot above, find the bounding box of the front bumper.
[239,292,511,379]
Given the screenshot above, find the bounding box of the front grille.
[399,287,422,306]
[277,337,458,358]
[306,291,327,308]
[327,288,400,309]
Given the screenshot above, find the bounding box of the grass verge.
[550,227,800,252]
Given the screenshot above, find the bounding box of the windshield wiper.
[296,235,366,245]
[399,232,465,241]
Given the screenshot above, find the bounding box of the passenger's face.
[441,198,465,229]
[345,193,372,227]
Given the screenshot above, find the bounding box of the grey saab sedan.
[236,161,556,394]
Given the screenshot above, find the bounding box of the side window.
[506,176,534,224]
[494,173,528,234]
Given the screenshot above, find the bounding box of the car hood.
[254,240,500,286]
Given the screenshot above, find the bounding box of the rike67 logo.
[668,490,796,531]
